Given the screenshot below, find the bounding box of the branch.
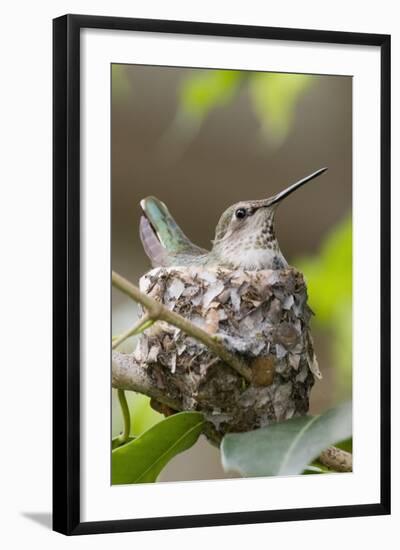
[319,445,352,473]
[112,270,252,381]
[112,350,182,410]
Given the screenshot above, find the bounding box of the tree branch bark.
[112,350,182,410]
[319,445,352,473]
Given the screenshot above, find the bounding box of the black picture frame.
[53,14,391,535]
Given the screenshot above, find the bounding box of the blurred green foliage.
[180,70,243,121]
[297,216,352,396]
[112,65,132,103]
[178,69,314,145]
[249,73,312,144]
[113,65,317,147]
[130,393,162,434]
[297,217,352,324]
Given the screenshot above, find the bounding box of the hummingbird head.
[210,167,327,270]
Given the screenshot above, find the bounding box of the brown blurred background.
[111,64,352,482]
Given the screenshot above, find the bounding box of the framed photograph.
[53,14,390,535]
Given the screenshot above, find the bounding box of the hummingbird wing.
[139,196,209,267]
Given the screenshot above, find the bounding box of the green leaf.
[303,459,335,475]
[249,73,313,145]
[180,70,242,121]
[335,437,352,453]
[221,402,352,478]
[302,464,327,475]
[112,411,205,484]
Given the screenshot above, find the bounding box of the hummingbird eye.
[235,207,247,220]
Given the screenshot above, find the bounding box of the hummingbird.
[139,167,327,271]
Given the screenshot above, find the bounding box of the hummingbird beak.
[266,167,328,207]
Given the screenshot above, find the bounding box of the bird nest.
[112,266,321,443]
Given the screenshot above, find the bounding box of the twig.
[319,445,352,472]
[112,313,153,350]
[116,389,131,445]
[112,270,252,381]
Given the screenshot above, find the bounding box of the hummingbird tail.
[139,196,209,266]
[139,215,168,267]
[140,196,188,252]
